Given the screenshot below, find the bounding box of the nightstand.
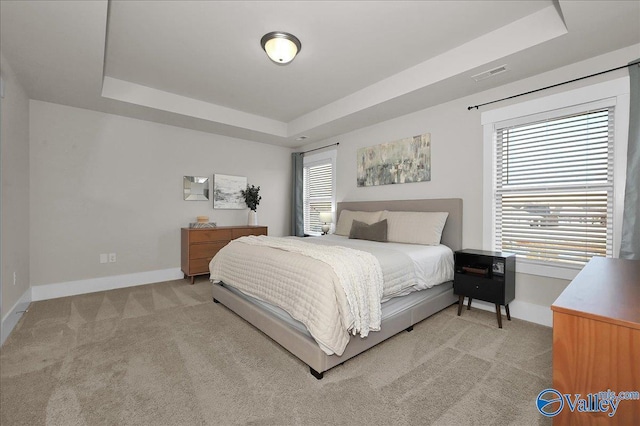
[454,249,515,328]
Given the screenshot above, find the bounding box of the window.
[303,151,336,235]
[482,77,630,279]
[495,107,614,266]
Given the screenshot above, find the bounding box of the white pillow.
[380,211,449,245]
[335,210,383,236]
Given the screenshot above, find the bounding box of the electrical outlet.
[100,253,108,264]
[13,271,16,286]
[108,253,117,263]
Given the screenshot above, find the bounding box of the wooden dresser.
[181,225,267,284]
[551,257,640,425]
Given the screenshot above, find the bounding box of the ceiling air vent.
[472,65,509,82]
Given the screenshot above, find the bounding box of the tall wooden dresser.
[551,257,640,424]
[181,225,267,283]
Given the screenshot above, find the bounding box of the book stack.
[189,216,216,228]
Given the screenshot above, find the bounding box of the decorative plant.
[241,184,261,211]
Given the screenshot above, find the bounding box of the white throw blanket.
[237,235,384,337]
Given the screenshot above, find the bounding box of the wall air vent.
[472,65,509,82]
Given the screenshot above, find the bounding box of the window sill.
[515,259,583,281]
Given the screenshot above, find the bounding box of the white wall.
[302,44,640,326]
[29,101,291,289]
[1,53,31,342]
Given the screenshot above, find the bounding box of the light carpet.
[0,277,552,425]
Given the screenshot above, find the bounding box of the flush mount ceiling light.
[260,31,301,65]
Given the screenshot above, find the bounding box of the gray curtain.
[291,152,305,236]
[620,59,640,260]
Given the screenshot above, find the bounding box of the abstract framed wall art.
[357,133,431,187]
[213,174,247,209]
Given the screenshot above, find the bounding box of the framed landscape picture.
[213,174,246,209]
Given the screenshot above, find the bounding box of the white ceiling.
[1,1,639,148]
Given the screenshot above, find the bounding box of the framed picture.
[357,133,431,187]
[213,174,247,209]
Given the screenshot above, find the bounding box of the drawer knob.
[476,285,479,289]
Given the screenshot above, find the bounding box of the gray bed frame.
[211,198,462,379]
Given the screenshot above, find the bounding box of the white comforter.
[236,235,383,338]
[209,235,453,356]
[310,235,454,300]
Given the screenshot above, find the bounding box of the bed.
[209,198,462,379]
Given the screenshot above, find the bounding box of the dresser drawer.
[454,274,505,304]
[189,242,227,260]
[231,227,267,239]
[190,229,233,242]
[189,258,212,275]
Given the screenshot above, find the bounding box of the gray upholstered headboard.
[336,198,463,252]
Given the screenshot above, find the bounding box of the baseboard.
[463,299,553,327]
[1,287,32,346]
[31,268,184,302]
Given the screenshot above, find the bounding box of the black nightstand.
[454,249,515,328]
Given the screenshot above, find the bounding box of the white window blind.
[303,161,333,234]
[495,107,614,266]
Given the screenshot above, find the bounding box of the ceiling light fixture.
[260,32,301,65]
